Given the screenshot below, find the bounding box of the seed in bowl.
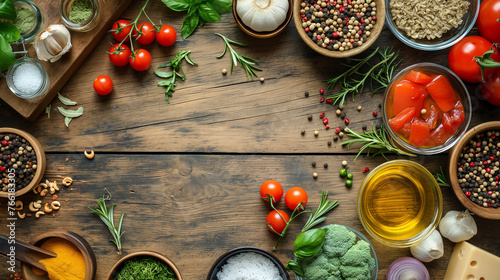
[456,130,500,208]
[1,133,38,192]
[299,0,378,51]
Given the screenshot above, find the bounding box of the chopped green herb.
[116,257,177,280]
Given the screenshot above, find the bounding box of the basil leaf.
[293,228,328,260]
[0,0,16,21]
[207,0,232,15]
[181,13,199,40]
[0,22,19,42]
[285,260,304,277]
[0,34,15,71]
[198,3,220,23]
[58,93,77,106]
[161,0,189,11]
[57,106,84,118]
[187,4,198,17]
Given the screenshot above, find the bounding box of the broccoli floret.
[300,254,342,280]
[323,225,356,258]
[339,240,375,280]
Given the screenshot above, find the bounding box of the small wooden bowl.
[107,251,183,280]
[233,0,293,38]
[21,230,97,280]
[448,121,500,220]
[0,127,46,198]
[293,0,385,58]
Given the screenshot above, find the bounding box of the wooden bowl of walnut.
[293,0,385,58]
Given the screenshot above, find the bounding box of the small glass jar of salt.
[6,57,49,99]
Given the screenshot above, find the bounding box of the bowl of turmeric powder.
[21,230,96,280]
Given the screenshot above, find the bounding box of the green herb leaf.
[154,69,174,78]
[181,13,199,40]
[207,0,232,14]
[45,105,51,118]
[433,166,450,187]
[0,34,15,72]
[0,22,19,43]
[285,260,304,277]
[64,117,72,127]
[0,0,16,21]
[57,93,77,106]
[161,0,189,11]
[216,33,262,81]
[302,190,339,232]
[294,228,328,260]
[57,106,84,118]
[89,195,125,254]
[198,3,220,23]
[156,50,196,103]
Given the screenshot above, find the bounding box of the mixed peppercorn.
[457,130,500,208]
[1,134,38,192]
[299,0,378,51]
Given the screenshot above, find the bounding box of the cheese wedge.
[444,241,500,280]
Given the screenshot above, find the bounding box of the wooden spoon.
[0,234,57,272]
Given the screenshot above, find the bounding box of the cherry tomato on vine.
[448,36,500,83]
[260,180,283,203]
[266,209,289,234]
[480,69,500,106]
[285,187,308,211]
[93,75,113,96]
[477,0,500,43]
[133,22,157,45]
[111,19,132,42]
[129,49,151,71]
[156,25,177,47]
[108,44,131,67]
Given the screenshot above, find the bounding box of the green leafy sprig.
[155,50,197,103]
[433,166,450,187]
[341,123,416,161]
[324,47,401,105]
[0,0,20,71]
[302,190,339,232]
[162,0,232,40]
[216,33,262,81]
[89,195,125,254]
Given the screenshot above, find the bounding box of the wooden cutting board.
[0,0,133,121]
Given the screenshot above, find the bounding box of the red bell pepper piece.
[389,107,416,131]
[426,75,459,112]
[392,80,428,117]
[405,70,433,85]
[423,104,440,130]
[409,118,431,147]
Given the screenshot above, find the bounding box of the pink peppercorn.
[470,162,475,167]
[335,127,341,133]
[465,191,471,197]
[326,98,332,104]
[372,111,378,117]
[362,167,370,173]
[320,88,324,95]
[320,96,325,103]
[320,112,325,119]
[323,118,329,125]
[325,124,330,130]
[345,118,350,125]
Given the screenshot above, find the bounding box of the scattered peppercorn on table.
[1,0,500,279]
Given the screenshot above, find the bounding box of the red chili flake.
[323,118,329,125]
[465,191,471,197]
[345,118,350,125]
[488,191,493,195]
[320,96,325,103]
[305,27,310,32]
[320,112,325,119]
[333,32,339,38]
[325,124,330,130]
[488,203,492,207]
[486,167,492,173]
[372,111,378,117]
[335,127,341,133]
[344,17,349,21]
[470,162,475,167]
[362,167,370,173]
[320,88,325,95]
[360,18,364,23]
[0,166,5,172]
[372,15,377,21]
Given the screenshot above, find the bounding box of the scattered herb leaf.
[45,104,51,118]
[57,106,84,118]
[215,33,262,81]
[64,117,72,127]
[433,166,450,187]
[89,195,125,254]
[58,92,77,106]
[155,50,196,103]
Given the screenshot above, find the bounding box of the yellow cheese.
[443,241,500,280]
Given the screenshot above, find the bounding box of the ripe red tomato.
[111,19,132,42]
[285,187,308,211]
[260,180,283,203]
[129,49,151,71]
[481,69,500,106]
[266,210,289,234]
[448,36,500,83]
[477,0,500,43]
[133,22,157,45]
[156,25,177,47]
[108,44,131,67]
[93,75,113,96]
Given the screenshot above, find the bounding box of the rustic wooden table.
[1,0,500,279]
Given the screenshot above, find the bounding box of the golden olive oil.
[359,162,441,245]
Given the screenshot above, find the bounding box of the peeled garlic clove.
[34,24,72,63]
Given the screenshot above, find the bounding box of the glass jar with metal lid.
[60,0,101,32]
[13,0,43,42]
[6,57,50,99]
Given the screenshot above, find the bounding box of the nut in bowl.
[293,0,385,58]
[383,63,472,155]
[108,251,183,280]
[233,0,293,38]
[448,121,500,220]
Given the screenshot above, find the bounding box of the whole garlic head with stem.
[34,24,72,63]
[236,0,289,32]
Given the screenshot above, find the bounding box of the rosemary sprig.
[341,123,416,161]
[155,50,197,103]
[215,33,262,81]
[302,190,339,232]
[324,47,401,105]
[89,195,125,254]
[433,166,450,187]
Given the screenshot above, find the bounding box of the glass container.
[6,57,49,99]
[60,0,101,32]
[13,0,43,42]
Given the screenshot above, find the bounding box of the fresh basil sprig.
[162,0,232,40]
[294,228,328,260]
[285,260,304,277]
[0,0,20,71]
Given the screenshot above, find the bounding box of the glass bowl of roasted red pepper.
[382,63,472,155]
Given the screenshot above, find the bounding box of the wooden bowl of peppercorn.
[293,0,385,58]
[0,128,46,198]
[448,121,500,220]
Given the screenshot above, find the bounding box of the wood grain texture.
[1,154,499,280]
[0,0,133,121]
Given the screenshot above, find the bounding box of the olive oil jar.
[358,160,443,247]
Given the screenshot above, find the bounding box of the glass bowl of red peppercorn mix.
[385,0,479,50]
[382,62,472,155]
[448,121,500,220]
[293,0,385,58]
[0,128,46,198]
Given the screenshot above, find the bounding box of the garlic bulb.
[439,210,477,243]
[410,230,444,262]
[34,24,72,63]
[236,0,289,32]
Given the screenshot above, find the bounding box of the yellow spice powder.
[39,238,86,280]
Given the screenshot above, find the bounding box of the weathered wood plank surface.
[1,154,499,280]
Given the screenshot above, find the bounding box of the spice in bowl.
[216,252,283,280]
[6,57,49,99]
[14,0,43,42]
[115,257,177,280]
[1,133,38,192]
[298,0,378,51]
[35,238,86,280]
[15,4,35,34]
[456,130,500,208]
[68,0,93,24]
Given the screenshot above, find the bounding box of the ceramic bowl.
[448,121,500,220]
[108,251,183,280]
[207,247,290,280]
[293,0,385,58]
[0,128,46,198]
[233,0,293,38]
[21,230,96,280]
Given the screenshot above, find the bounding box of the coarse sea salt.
[12,62,42,95]
[216,252,283,280]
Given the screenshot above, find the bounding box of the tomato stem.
[475,43,500,82]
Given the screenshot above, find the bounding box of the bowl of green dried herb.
[107,251,182,280]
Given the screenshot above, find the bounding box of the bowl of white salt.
[6,57,49,99]
[207,247,290,280]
